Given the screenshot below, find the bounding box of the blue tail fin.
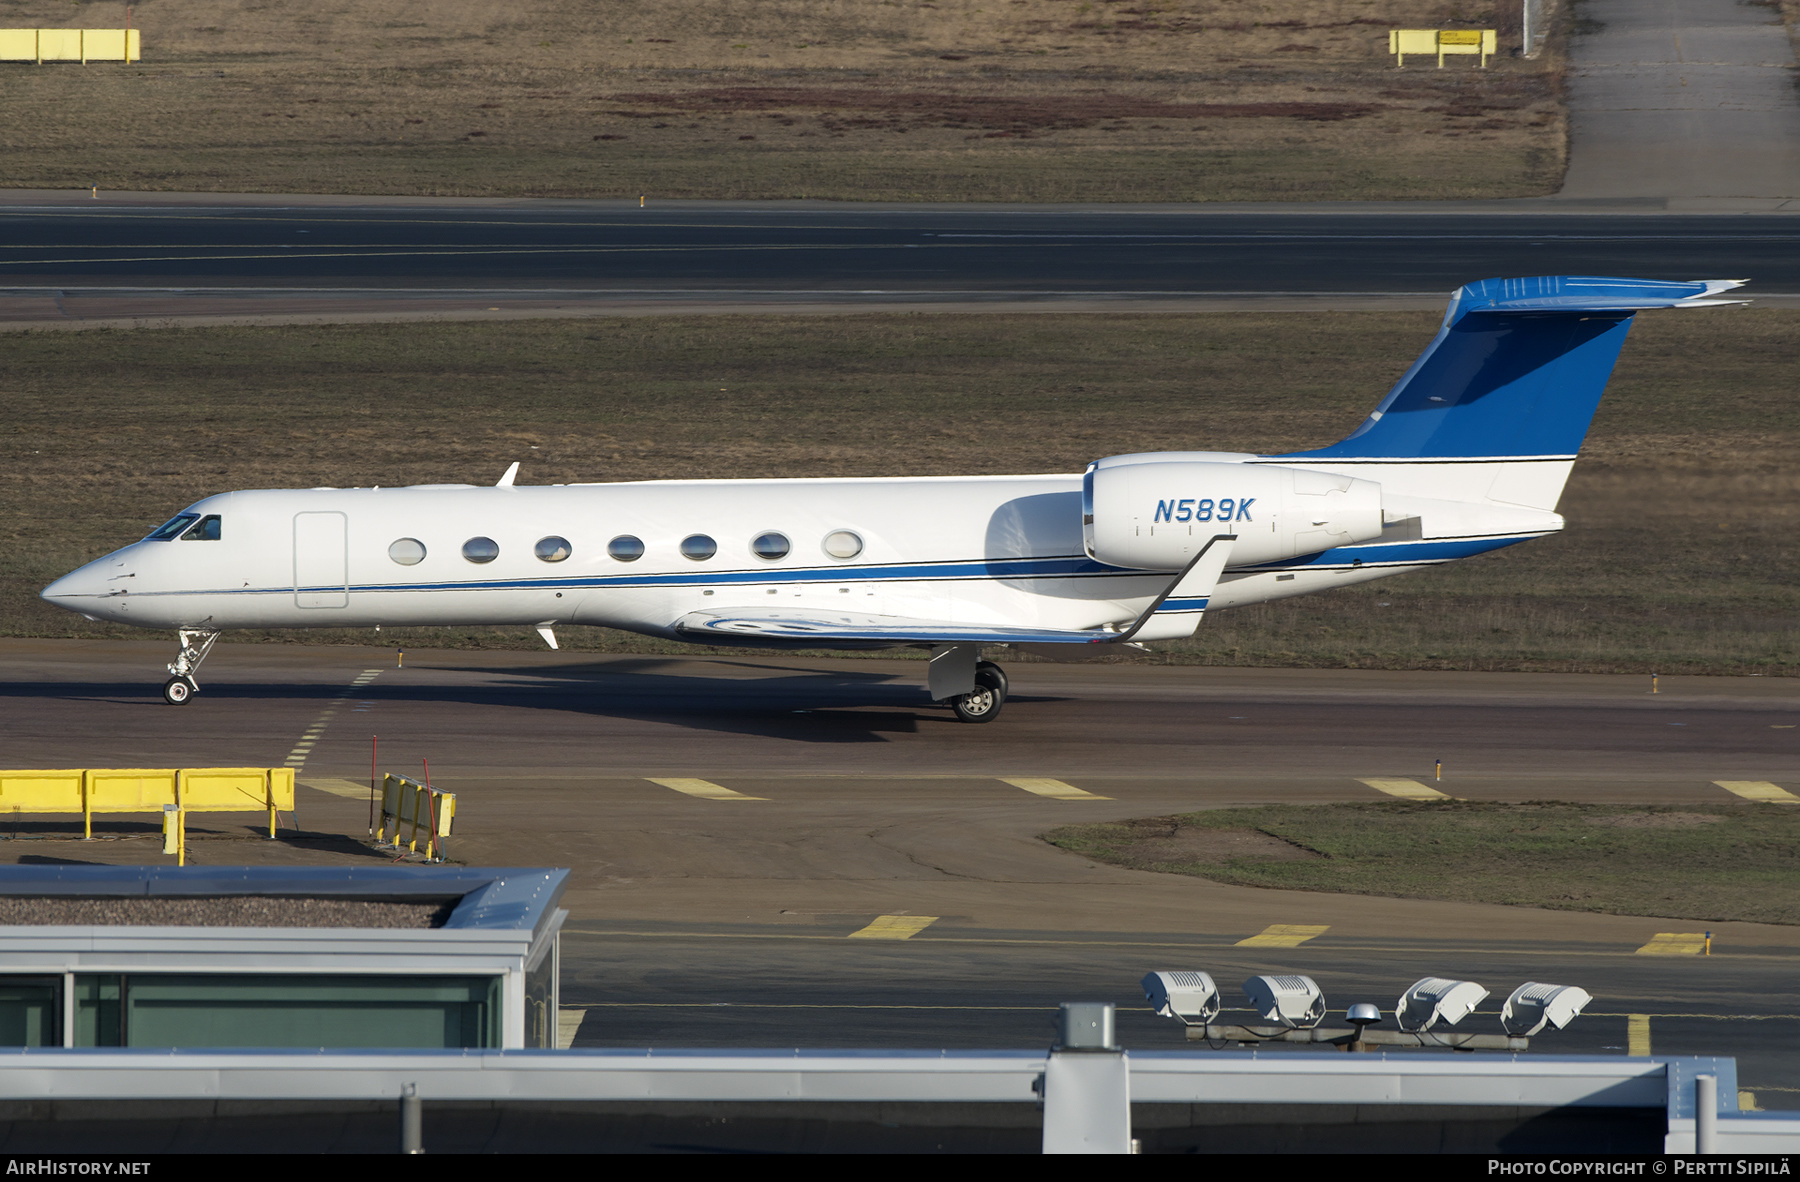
[1281,276,1745,462]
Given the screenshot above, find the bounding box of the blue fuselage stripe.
[148,535,1542,599]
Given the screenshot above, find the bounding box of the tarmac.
[1561,0,1800,199]
[3,638,1796,1099]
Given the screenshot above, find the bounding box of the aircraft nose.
[40,566,109,611]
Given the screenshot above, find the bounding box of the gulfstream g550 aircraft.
[42,275,1742,719]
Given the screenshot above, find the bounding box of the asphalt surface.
[3,639,1796,1102]
[3,199,1800,326]
[1563,0,1800,200]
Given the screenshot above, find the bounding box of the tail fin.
[1282,276,1745,462]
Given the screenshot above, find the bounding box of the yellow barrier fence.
[0,768,294,865]
[376,773,455,861]
[0,29,140,63]
[1389,28,1495,68]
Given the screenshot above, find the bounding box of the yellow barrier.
[0,29,140,63]
[376,773,455,861]
[1389,28,1495,68]
[0,768,294,865]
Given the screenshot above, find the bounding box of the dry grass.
[0,1,1566,200]
[3,307,1794,674]
[1044,802,1800,925]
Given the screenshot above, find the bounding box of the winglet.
[496,462,520,487]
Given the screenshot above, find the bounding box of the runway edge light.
[1243,974,1325,1030]
[1501,982,1592,1037]
[1142,971,1220,1027]
[1395,977,1490,1033]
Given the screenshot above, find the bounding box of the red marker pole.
[422,757,441,861]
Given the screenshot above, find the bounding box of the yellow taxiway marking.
[1236,924,1330,948]
[1627,1014,1652,1057]
[1360,778,1449,800]
[283,669,382,770]
[1001,777,1111,800]
[1716,780,1799,804]
[848,915,940,940]
[300,778,372,800]
[647,777,767,801]
[556,1008,586,1050]
[1636,933,1708,956]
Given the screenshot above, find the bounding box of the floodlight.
[1501,982,1592,1037]
[1395,977,1490,1033]
[1243,974,1325,1029]
[1389,978,1490,1036]
[1141,971,1220,1026]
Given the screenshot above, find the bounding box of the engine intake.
[1083,454,1384,569]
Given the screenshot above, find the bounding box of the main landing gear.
[950,660,1009,724]
[163,628,220,706]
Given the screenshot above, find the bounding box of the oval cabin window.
[751,531,790,560]
[389,538,427,566]
[822,530,863,559]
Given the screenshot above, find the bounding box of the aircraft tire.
[975,660,1008,699]
[163,676,195,705]
[951,668,1005,724]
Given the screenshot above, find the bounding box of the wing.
[674,608,1117,646]
[673,535,1241,648]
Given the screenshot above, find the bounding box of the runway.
[3,639,1797,1099]
[4,197,1800,325]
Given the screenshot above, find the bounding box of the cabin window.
[534,536,572,563]
[145,514,199,541]
[388,538,427,566]
[680,534,717,561]
[751,531,790,560]
[607,535,644,563]
[461,537,500,564]
[822,530,863,560]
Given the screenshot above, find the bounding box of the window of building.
[73,974,501,1049]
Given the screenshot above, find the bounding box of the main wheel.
[162,676,195,705]
[950,668,1005,724]
[975,660,1008,699]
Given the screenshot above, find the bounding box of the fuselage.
[40,465,1561,644]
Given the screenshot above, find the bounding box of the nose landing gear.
[163,629,220,706]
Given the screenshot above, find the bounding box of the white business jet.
[42,275,1742,720]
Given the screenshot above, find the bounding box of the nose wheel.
[163,628,220,705]
[950,662,1008,724]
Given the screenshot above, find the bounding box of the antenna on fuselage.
[496,461,520,487]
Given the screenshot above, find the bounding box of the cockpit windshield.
[145,513,200,541]
[181,515,221,541]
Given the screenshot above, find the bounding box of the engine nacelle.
[1083,454,1385,569]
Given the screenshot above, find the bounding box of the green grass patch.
[1044,802,1800,925]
